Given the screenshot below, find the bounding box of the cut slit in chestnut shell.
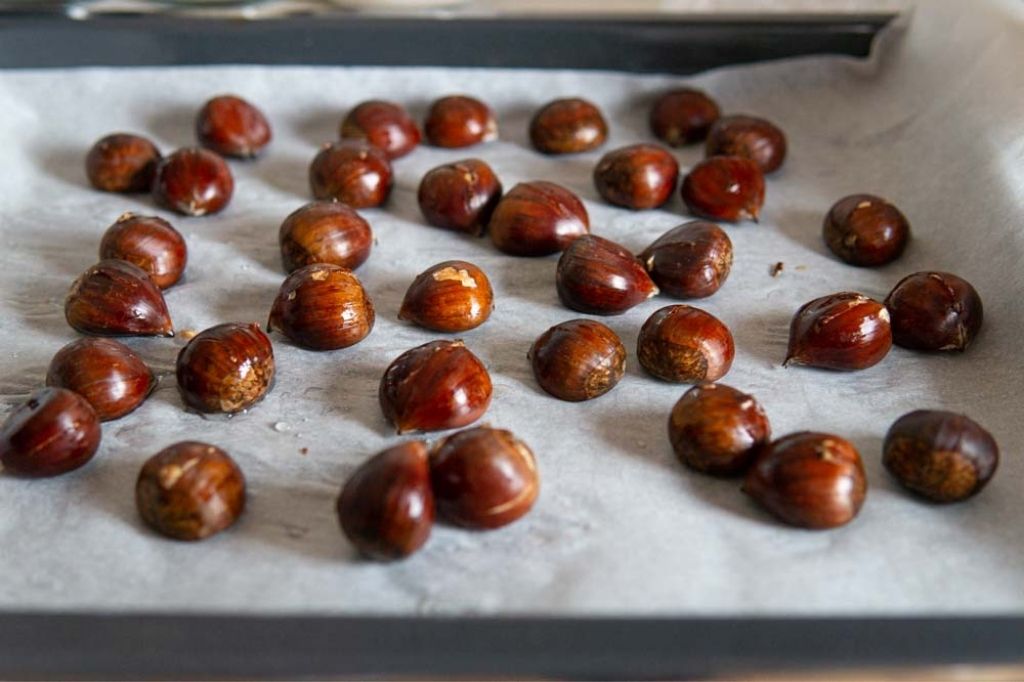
[45,337,155,421]
[0,387,102,478]
[176,322,275,414]
[65,259,174,337]
[99,212,188,289]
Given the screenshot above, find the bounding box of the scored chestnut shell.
[640,221,733,299]
[705,115,787,174]
[556,235,658,315]
[268,263,375,350]
[399,261,493,333]
[430,426,539,529]
[823,194,910,267]
[379,340,492,434]
[785,292,892,371]
[593,143,680,210]
[85,133,161,193]
[176,322,275,414]
[65,259,174,337]
[45,337,155,421]
[669,383,771,476]
[309,141,393,209]
[884,272,983,352]
[637,305,734,383]
[417,159,502,236]
[681,156,765,223]
[278,201,373,273]
[883,410,998,503]
[0,387,102,478]
[529,319,626,402]
[424,95,498,148]
[152,147,234,217]
[649,88,721,146]
[529,97,608,155]
[136,441,246,541]
[488,181,589,257]
[339,100,421,159]
[196,94,272,159]
[337,440,435,561]
[99,212,188,289]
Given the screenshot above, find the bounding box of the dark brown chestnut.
[669,383,770,476]
[430,426,538,529]
[743,432,867,529]
[85,132,161,193]
[424,95,498,148]
[136,441,245,541]
[379,340,492,434]
[45,337,155,421]
[649,88,721,146]
[529,319,625,402]
[785,292,892,371]
[196,94,272,159]
[268,263,375,350]
[339,100,421,159]
[337,440,434,560]
[883,410,998,503]
[593,143,679,210]
[176,322,275,414]
[640,221,733,299]
[489,181,589,256]
[556,235,658,315]
[399,260,493,333]
[705,115,787,174]
[65,259,174,337]
[681,156,765,223]
[99,212,188,289]
[884,272,983,352]
[529,97,608,155]
[823,194,910,267]
[152,147,234,217]
[278,201,373,273]
[0,387,102,477]
[309,141,393,209]
[417,159,502,236]
[637,305,734,383]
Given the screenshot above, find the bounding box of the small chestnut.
[0,387,102,477]
[85,132,161,193]
[268,263,375,350]
[823,194,910,267]
[278,201,373,273]
[99,212,188,289]
[884,272,983,352]
[529,97,608,155]
[785,292,892,371]
[45,337,155,421]
[640,221,733,299]
[136,441,245,541]
[528,319,625,402]
[705,114,787,174]
[152,147,234,217]
[65,259,174,337]
[196,94,272,159]
[637,305,734,383]
[593,143,679,210]
[339,100,421,159]
[176,322,275,414]
[417,159,502,236]
[399,260,493,333]
[668,383,771,476]
[681,156,765,223]
[424,95,498,148]
[488,181,589,257]
[309,141,393,209]
[556,235,658,315]
[649,88,721,146]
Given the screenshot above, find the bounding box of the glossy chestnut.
[152,147,234,216]
[681,156,765,223]
[488,181,589,256]
[649,88,720,146]
[593,143,679,210]
[196,94,272,158]
[45,337,155,421]
[278,200,373,273]
[399,260,493,333]
[424,95,498,148]
[556,235,658,315]
[529,319,625,402]
[65,259,174,337]
[640,221,733,299]
[785,292,892,371]
[637,305,734,383]
[339,100,421,159]
[705,115,787,174]
[529,97,608,155]
[884,272,983,352]
[0,388,101,477]
[176,322,275,414]
[823,194,910,267]
[85,133,161,193]
[99,212,187,289]
[417,159,502,236]
[268,263,375,350]
[669,383,771,476]
[309,141,393,209]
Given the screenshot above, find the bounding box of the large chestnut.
[278,201,373,273]
[309,141,393,209]
[399,260,493,333]
[884,272,983,352]
[705,115,787,174]
[640,221,733,299]
[268,263,375,350]
[85,132,161,193]
[65,259,174,337]
[785,292,891,371]
[529,319,625,402]
[669,383,771,476]
[99,212,187,289]
[417,159,502,236]
[637,305,734,383]
[45,337,155,421]
[176,322,275,414]
[488,181,589,256]
[593,143,679,210]
[339,100,421,159]
[529,98,608,155]
[0,387,102,477]
[649,88,720,146]
[823,194,910,267]
[196,94,272,159]
[556,235,658,315]
[681,156,765,223]
[424,95,498,148]
[152,147,234,217]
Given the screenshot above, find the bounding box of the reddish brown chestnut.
[884,272,983,352]
[278,201,373,273]
[823,194,910,267]
[640,221,733,299]
[379,340,492,434]
[669,383,770,476]
[785,292,892,371]
[705,115,787,174]
[99,212,187,289]
[529,319,625,402]
[883,410,998,503]
[430,426,538,529]
[309,141,393,209]
[529,97,608,155]
[337,440,434,560]
[424,95,498,148]
[399,261,493,333]
[85,133,161,193]
[339,100,421,159]
[176,322,275,414]
[489,181,589,256]
[681,156,765,223]
[268,263,375,350]
[152,147,234,216]
[649,88,721,146]
[556,235,658,315]
[0,387,102,477]
[45,337,155,421]
[196,94,272,159]
[417,159,502,236]
[593,143,679,210]
[637,305,734,383]
[65,259,174,337]
[136,441,245,541]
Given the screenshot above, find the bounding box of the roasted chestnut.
[278,200,373,273]
[649,88,720,146]
[884,272,983,352]
[196,94,272,158]
[556,235,658,315]
[65,259,174,337]
[268,263,375,350]
[424,95,498,148]
[640,221,733,299]
[785,292,892,371]
[529,98,608,155]
[399,261,493,333]
[99,212,187,289]
[637,305,734,383]
[669,383,771,476]
[705,115,787,174]
[45,337,155,421]
[85,132,161,193]
[176,322,275,414]
[592,143,679,210]
[339,100,421,159]
[529,319,625,401]
[488,181,589,256]
[417,159,502,236]
[152,147,234,217]
[681,156,765,223]
[309,141,393,209]
[0,387,102,477]
[823,194,910,267]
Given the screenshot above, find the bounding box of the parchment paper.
[0,0,1021,615]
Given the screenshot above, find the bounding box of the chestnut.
[309,141,393,209]
[649,88,720,146]
[883,410,998,503]
[681,156,765,223]
[743,432,867,529]
[278,201,373,273]
[823,194,910,267]
[339,100,421,159]
[556,235,658,315]
[136,441,245,541]
[45,337,155,421]
[65,259,174,337]
[637,305,734,383]
[418,159,502,236]
[669,383,771,476]
[399,260,493,333]
[592,143,679,210]
[268,263,375,350]
[488,181,589,257]
[0,387,102,477]
[152,147,234,217]
[337,440,434,560]
[529,319,625,402]
[196,94,272,159]
[705,115,787,174]
[529,97,608,155]
[640,221,733,299]
[430,426,538,529]
[785,292,892,371]
[884,272,983,352]
[424,95,498,148]
[99,212,187,289]
[379,340,492,434]
[176,322,275,414]
[85,132,161,193]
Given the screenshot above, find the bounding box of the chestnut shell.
[529,319,626,402]
[649,88,721,146]
[529,98,608,155]
[176,322,275,414]
[309,141,393,209]
[0,387,102,477]
[418,159,503,236]
[99,212,188,289]
[278,201,373,273]
[640,221,733,299]
[681,156,765,223]
[555,234,658,315]
[399,260,493,333]
[785,292,892,371]
[593,143,680,210]
[488,181,589,257]
[823,194,910,267]
[152,147,234,217]
[45,337,155,421]
[637,305,735,383]
[424,95,498,148]
[339,100,421,159]
[705,115,787,174]
[85,133,161,193]
[884,272,983,352]
[65,259,174,337]
[669,383,771,476]
[196,94,272,159]
[268,263,375,350]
